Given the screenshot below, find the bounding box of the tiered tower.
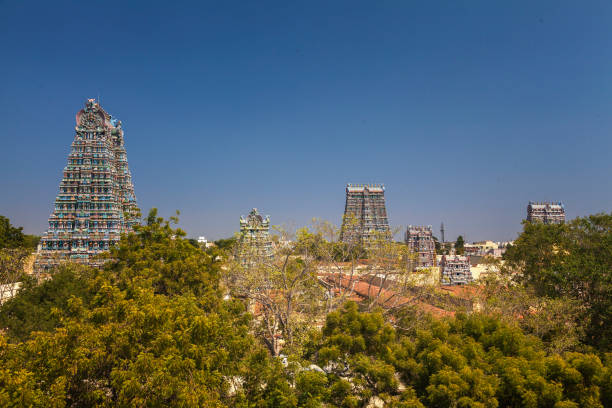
[238,208,273,265]
[405,225,436,270]
[440,255,472,285]
[526,201,565,224]
[35,99,138,271]
[340,184,390,243]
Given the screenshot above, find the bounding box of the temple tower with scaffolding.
[35,99,138,271]
[340,183,390,243]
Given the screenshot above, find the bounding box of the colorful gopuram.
[405,225,436,270]
[238,208,273,265]
[440,255,472,285]
[35,99,138,271]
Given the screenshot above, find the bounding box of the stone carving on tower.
[35,99,138,271]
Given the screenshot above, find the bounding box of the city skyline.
[1,1,611,242]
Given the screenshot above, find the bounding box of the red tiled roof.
[320,273,453,317]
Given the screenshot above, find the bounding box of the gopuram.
[238,208,273,265]
[35,99,138,271]
[340,183,390,244]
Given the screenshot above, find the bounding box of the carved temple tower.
[526,201,565,225]
[35,99,138,271]
[405,225,436,270]
[238,208,273,265]
[340,183,390,244]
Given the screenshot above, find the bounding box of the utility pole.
[440,222,445,243]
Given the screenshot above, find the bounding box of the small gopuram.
[238,208,273,265]
[440,255,472,285]
[405,225,436,270]
[526,201,565,224]
[35,99,138,271]
[340,183,390,244]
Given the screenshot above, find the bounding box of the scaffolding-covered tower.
[526,201,565,224]
[238,208,273,265]
[35,99,138,271]
[440,255,472,285]
[405,225,436,270]
[340,183,390,243]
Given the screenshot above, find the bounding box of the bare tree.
[0,248,30,304]
[224,225,324,356]
[306,219,436,315]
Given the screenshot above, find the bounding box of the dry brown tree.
[224,225,324,356]
[0,248,31,304]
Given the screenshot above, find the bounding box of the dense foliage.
[505,214,612,351]
[0,215,39,250]
[1,210,611,407]
[214,237,237,252]
[0,215,39,304]
[301,302,612,408]
[0,210,289,407]
[0,266,96,342]
[455,236,465,255]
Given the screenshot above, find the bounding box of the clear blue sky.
[1,0,611,242]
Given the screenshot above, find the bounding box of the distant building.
[405,225,436,270]
[470,260,503,281]
[464,241,513,258]
[464,241,497,256]
[197,236,215,249]
[340,184,390,244]
[440,255,472,285]
[238,208,273,265]
[527,201,565,224]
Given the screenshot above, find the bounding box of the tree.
[477,272,586,354]
[302,219,433,316]
[303,302,611,407]
[187,238,200,248]
[214,237,237,252]
[0,215,39,250]
[299,217,366,314]
[0,215,39,308]
[224,218,439,358]
[0,209,294,407]
[360,231,435,313]
[505,214,612,350]
[455,236,465,255]
[0,248,31,305]
[224,225,325,356]
[0,263,95,341]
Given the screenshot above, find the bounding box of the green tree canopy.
[455,236,465,255]
[0,215,39,250]
[505,214,612,350]
[214,237,237,252]
[0,209,292,407]
[302,302,611,408]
